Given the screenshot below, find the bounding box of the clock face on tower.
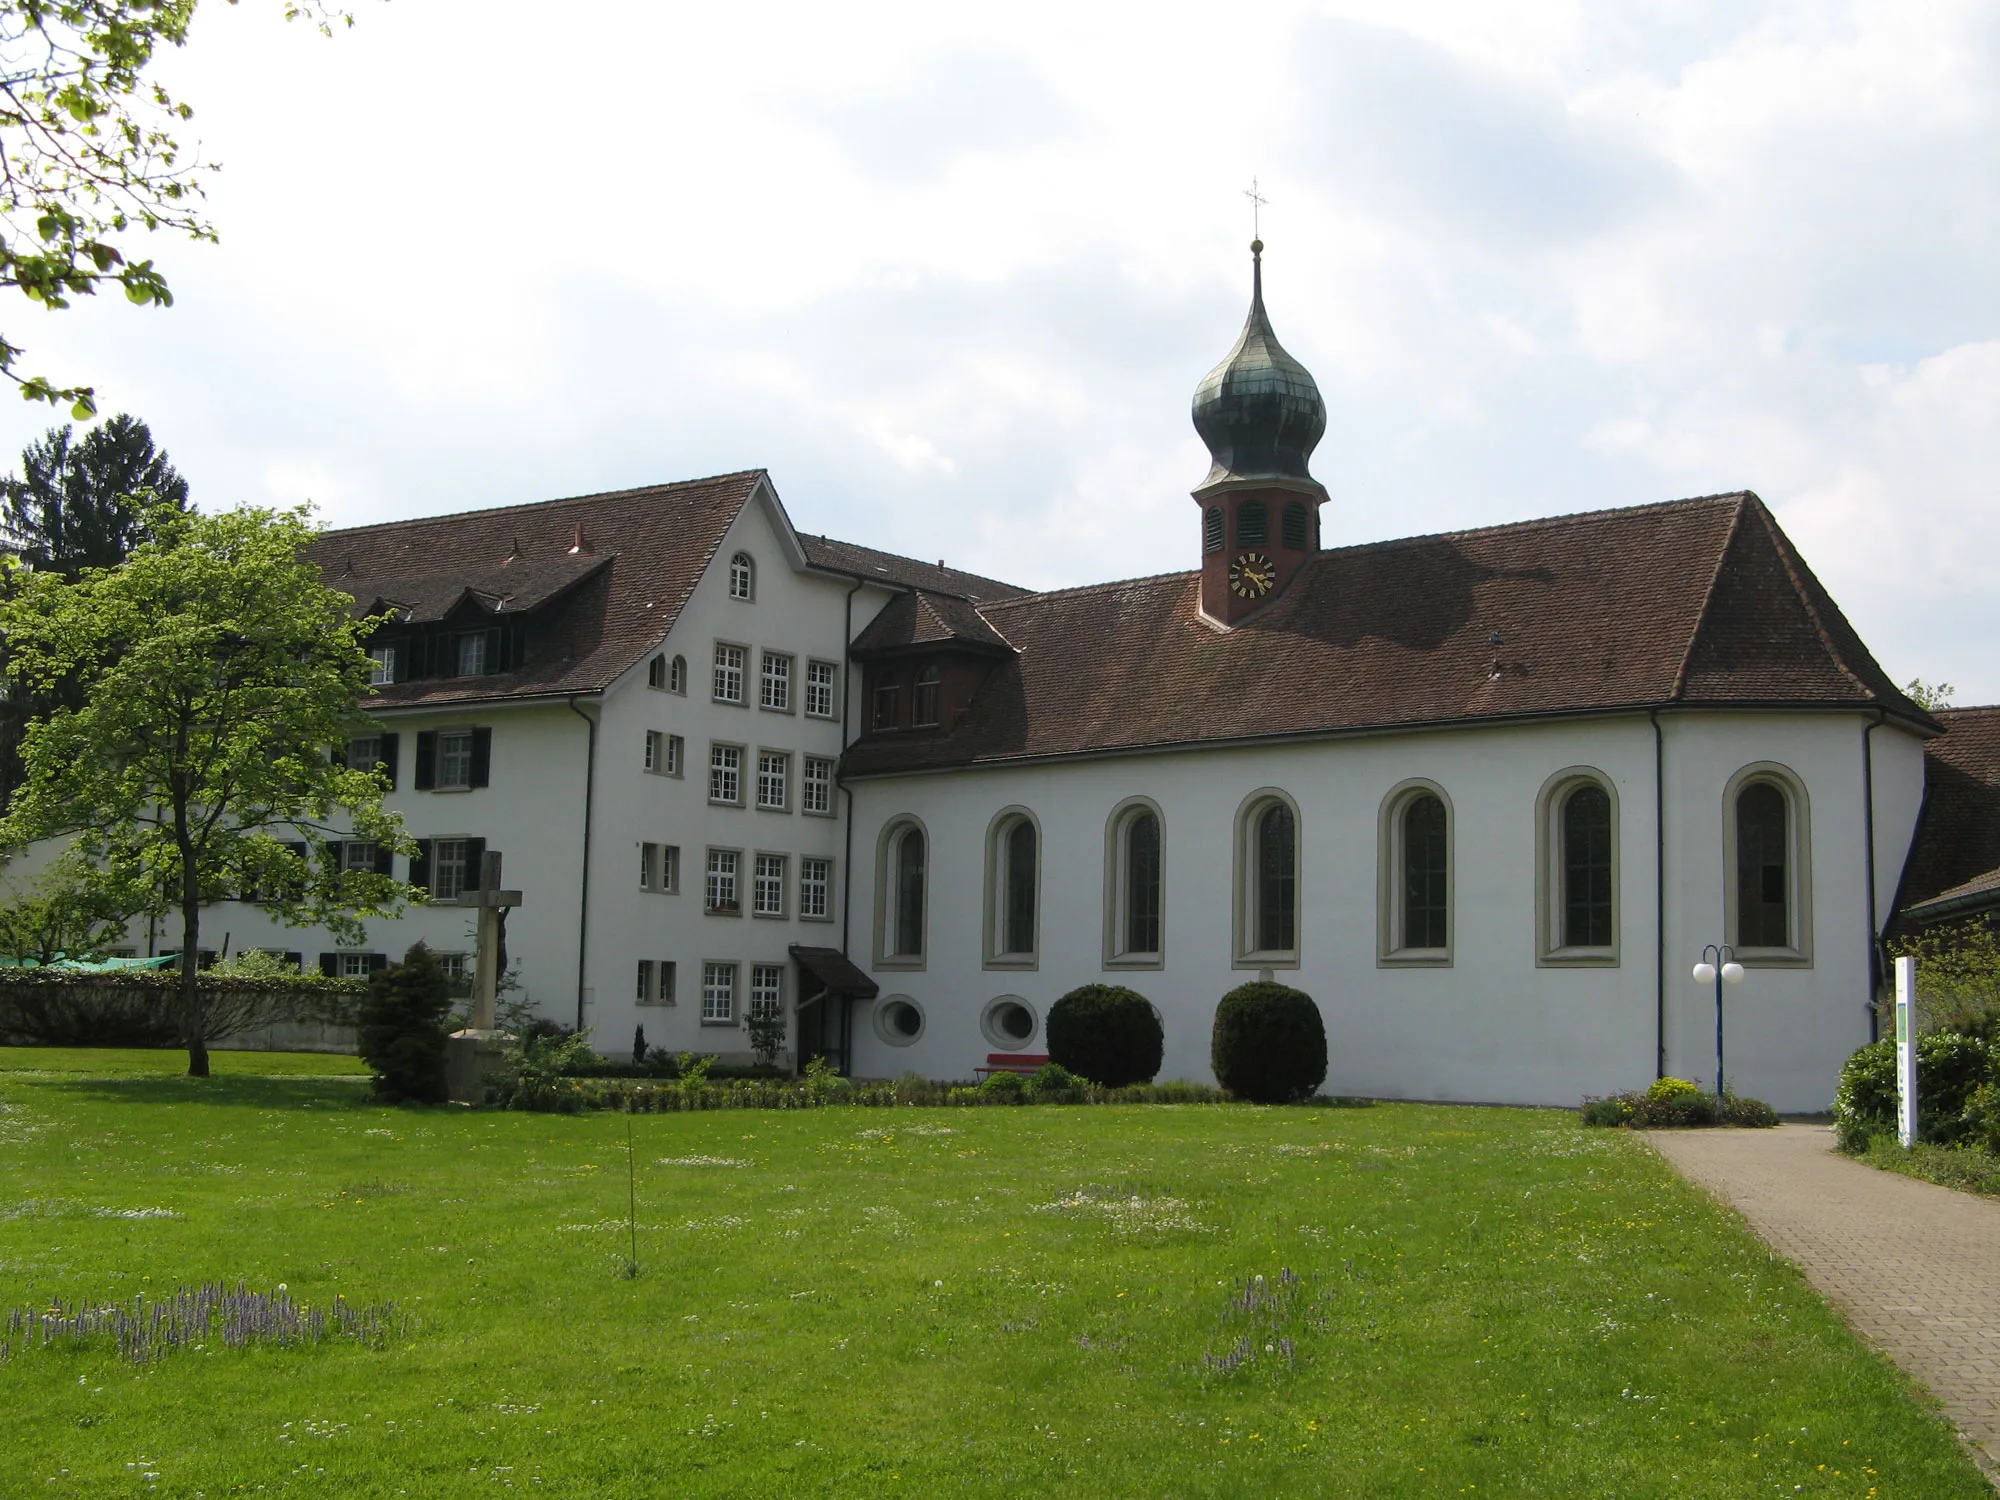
[1228,551,1276,599]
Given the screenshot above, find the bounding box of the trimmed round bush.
[357,943,451,1104]
[1046,984,1163,1089]
[1210,982,1326,1103]
[1028,1061,1085,1103]
[978,1069,1028,1103]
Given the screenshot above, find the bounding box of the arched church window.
[728,552,754,600]
[1236,500,1268,546]
[1282,501,1310,550]
[913,665,941,727]
[1203,507,1224,554]
[1106,803,1163,962]
[1234,795,1298,960]
[880,822,926,962]
[1401,793,1448,951]
[1736,781,1791,949]
[1561,785,1614,948]
[987,811,1040,964]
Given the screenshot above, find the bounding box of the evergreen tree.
[1,414,189,578]
[358,944,453,1105]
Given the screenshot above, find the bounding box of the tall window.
[702,961,736,1022]
[754,853,786,916]
[666,735,683,777]
[1237,499,1268,546]
[884,824,925,960]
[647,654,667,689]
[640,842,678,894]
[1403,794,1449,950]
[644,730,664,773]
[1203,506,1224,554]
[760,652,792,711]
[1282,501,1310,550]
[802,756,834,815]
[750,964,784,1019]
[706,848,740,912]
[1736,781,1791,949]
[367,646,396,686]
[709,744,742,804]
[913,666,942,727]
[1561,785,1614,948]
[713,643,745,703]
[873,679,900,731]
[804,660,837,718]
[757,751,789,810]
[437,730,474,790]
[456,631,488,677]
[988,813,1038,962]
[669,655,687,694]
[432,838,469,902]
[1245,799,1297,957]
[1112,806,1162,960]
[800,857,831,919]
[728,552,754,600]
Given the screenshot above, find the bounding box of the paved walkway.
[1646,1124,2000,1481]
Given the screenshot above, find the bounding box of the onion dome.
[1191,240,1326,493]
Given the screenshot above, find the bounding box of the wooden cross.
[1243,177,1269,241]
[458,849,521,1033]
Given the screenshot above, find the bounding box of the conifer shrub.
[1210,982,1326,1103]
[356,943,452,1104]
[1045,984,1164,1088]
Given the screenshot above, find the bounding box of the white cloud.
[0,0,1994,695]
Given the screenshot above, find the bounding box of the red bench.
[973,1052,1049,1079]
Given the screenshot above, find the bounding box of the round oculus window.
[873,996,925,1047]
[980,995,1038,1050]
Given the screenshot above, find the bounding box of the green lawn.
[0,1046,370,1077]
[0,1056,1986,1498]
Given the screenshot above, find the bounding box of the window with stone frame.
[713,643,746,703]
[750,963,784,1019]
[709,743,742,805]
[760,652,792,711]
[728,553,754,600]
[705,848,740,913]
[701,961,737,1022]
[756,751,789,810]
[800,856,831,920]
[753,853,786,917]
[802,756,834,815]
[804,660,838,718]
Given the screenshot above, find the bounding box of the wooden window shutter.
[409,839,431,893]
[469,728,492,788]
[318,953,340,977]
[373,842,394,876]
[283,953,303,971]
[464,838,488,891]
[368,953,389,974]
[414,731,437,790]
[378,733,399,789]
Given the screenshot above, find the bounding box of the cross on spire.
[1243,177,1269,241]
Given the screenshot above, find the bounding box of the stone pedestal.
[446,1028,511,1104]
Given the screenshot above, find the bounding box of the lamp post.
[1691,944,1746,1099]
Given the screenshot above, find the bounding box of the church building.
[171,243,1946,1112]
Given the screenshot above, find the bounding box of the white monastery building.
[160,244,1957,1113]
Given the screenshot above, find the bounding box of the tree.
[2,413,188,576]
[0,853,128,964]
[1905,678,1956,712]
[357,943,451,1104]
[0,502,416,1076]
[0,1,353,417]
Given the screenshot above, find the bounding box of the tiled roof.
[310,471,769,708]
[796,535,1029,603]
[851,589,1015,656]
[344,554,611,623]
[842,492,1934,777]
[1896,706,2000,922]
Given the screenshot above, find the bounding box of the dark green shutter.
[373,843,393,876]
[469,728,492,788]
[464,837,487,891]
[367,953,389,975]
[319,953,340,977]
[414,731,437,790]
[409,839,431,893]
[377,733,399,789]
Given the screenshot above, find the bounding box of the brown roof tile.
[851,589,1015,656]
[1897,706,2000,918]
[797,536,1029,602]
[842,492,1933,777]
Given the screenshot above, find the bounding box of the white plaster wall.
[847,710,1926,1113]
[578,483,895,1059]
[128,700,592,1018]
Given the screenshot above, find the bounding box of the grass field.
[0,1051,1988,1498]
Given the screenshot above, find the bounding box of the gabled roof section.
[1896,706,2000,923]
[797,535,1028,603]
[851,589,1015,657]
[311,471,767,707]
[842,491,1932,777]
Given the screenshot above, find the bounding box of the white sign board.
[1895,955,1918,1150]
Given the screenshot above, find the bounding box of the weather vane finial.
[1243,176,1269,244]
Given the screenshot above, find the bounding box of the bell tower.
[1190,239,1328,626]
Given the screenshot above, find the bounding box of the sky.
[5,0,1998,698]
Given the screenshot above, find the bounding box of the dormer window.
[728,552,754,600]
[367,646,396,686]
[873,678,900,732]
[913,666,941,727]
[456,631,488,677]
